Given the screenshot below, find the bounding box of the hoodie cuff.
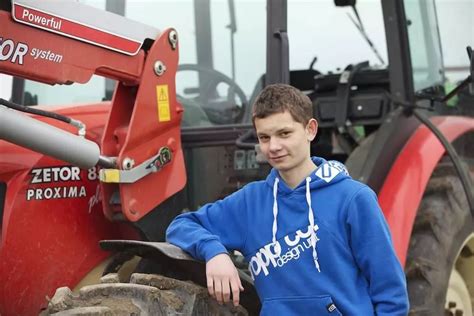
[201,239,228,262]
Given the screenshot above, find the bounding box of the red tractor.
[0,0,473,315]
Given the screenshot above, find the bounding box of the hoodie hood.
[264,157,351,273]
[265,157,350,193]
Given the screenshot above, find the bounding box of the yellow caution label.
[156,85,171,122]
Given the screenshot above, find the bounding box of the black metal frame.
[348,0,419,192]
[11,77,24,104]
[194,0,216,94]
[382,0,414,103]
[0,1,11,12]
[266,0,289,85]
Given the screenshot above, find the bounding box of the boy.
[166,84,409,315]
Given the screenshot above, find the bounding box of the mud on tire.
[406,162,474,316]
[42,273,248,316]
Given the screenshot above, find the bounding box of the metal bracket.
[100,147,172,183]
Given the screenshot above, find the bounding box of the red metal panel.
[0,11,144,85]
[100,28,186,222]
[0,104,138,316]
[378,116,474,266]
[12,3,142,55]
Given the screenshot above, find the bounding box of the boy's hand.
[206,253,244,306]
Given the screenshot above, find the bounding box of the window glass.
[436,0,474,83]
[0,75,13,101]
[404,0,444,92]
[22,0,108,106]
[288,0,387,73]
[22,0,266,128]
[126,0,266,127]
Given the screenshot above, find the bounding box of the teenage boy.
[166,84,409,315]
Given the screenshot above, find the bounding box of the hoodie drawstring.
[271,176,321,273]
[272,178,281,256]
[306,177,321,272]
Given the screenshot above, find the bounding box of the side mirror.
[334,0,356,7]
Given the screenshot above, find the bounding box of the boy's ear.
[306,118,318,141]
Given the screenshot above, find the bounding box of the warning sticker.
[156,85,171,122]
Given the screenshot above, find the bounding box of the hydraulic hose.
[412,108,474,217]
[0,98,86,136]
[393,97,474,220]
[0,98,71,123]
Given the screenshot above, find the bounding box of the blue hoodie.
[166,157,409,315]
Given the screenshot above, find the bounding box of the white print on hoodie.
[249,223,319,279]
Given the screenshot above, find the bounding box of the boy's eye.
[259,135,270,142]
[280,131,290,137]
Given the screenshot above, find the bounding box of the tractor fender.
[378,115,474,266]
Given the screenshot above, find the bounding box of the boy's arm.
[347,187,409,316]
[166,188,248,261]
[166,188,248,305]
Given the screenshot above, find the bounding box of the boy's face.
[255,110,317,172]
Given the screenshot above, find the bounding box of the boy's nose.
[269,138,282,152]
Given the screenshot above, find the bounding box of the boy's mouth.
[270,155,288,162]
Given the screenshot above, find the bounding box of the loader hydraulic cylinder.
[0,105,111,169]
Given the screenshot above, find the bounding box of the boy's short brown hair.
[252,83,313,125]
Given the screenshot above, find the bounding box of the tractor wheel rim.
[446,269,472,315]
[445,233,474,315]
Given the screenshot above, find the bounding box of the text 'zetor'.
[0,37,28,65]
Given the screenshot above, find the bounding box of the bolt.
[154,61,166,76]
[122,158,135,170]
[168,30,178,50]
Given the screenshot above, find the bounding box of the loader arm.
[0,0,186,222]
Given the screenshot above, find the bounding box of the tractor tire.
[42,273,248,316]
[405,162,474,316]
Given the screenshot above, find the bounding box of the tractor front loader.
[0,0,246,315]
